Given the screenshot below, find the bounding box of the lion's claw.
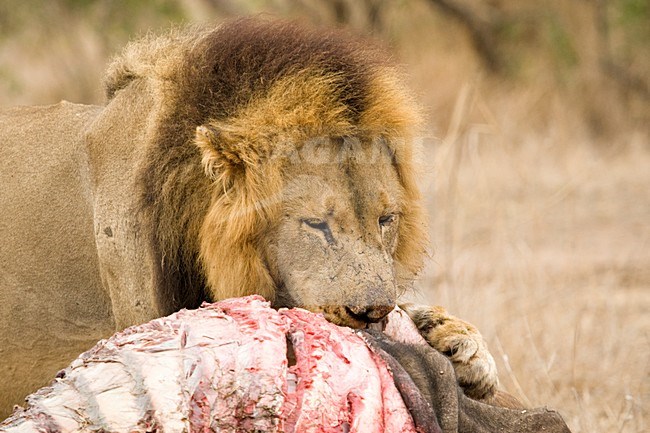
[400,303,499,400]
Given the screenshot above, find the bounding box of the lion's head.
[105,17,428,327]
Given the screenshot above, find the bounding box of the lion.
[0,17,499,416]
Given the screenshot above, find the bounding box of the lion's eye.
[378,214,396,227]
[301,218,336,245]
[302,218,329,231]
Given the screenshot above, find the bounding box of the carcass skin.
[0,296,570,433]
[368,309,571,433]
[0,296,419,433]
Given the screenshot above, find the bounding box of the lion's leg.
[399,303,501,402]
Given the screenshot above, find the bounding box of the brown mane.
[103,16,428,314]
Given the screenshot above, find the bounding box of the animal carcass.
[0,296,421,433]
[0,296,571,433]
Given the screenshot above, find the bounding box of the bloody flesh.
[1,296,419,433]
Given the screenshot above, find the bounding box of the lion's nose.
[345,304,394,323]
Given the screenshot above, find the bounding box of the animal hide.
[0,296,570,433]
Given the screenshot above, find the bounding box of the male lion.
[0,18,498,416]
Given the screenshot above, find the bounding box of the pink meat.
[1,296,420,433]
[382,307,430,346]
[282,308,416,433]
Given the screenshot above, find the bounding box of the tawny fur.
[401,303,501,401]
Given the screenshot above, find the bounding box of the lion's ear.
[195,124,245,183]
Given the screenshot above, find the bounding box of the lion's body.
[0,103,117,410]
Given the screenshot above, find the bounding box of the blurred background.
[1,1,647,431]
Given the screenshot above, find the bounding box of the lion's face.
[190,29,427,327]
[264,137,402,327]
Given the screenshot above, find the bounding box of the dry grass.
[407,87,649,432]
[0,2,648,432]
[415,139,649,432]
[396,10,649,430]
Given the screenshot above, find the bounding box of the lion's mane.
[103,17,428,314]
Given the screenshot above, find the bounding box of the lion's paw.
[400,303,499,401]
